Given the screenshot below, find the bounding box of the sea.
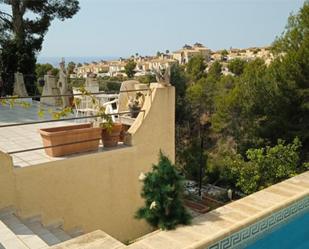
[37,56,119,68]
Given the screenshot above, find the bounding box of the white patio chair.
[98,80,138,123]
[73,88,96,119]
[102,98,119,122]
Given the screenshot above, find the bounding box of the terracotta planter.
[101,123,122,147]
[39,123,101,157]
[119,124,130,142]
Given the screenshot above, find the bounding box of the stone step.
[0,206,16,217]
[0,208,77,249]
[47,227,72,242]
[23,218,61,247]
[0,219,28,249]
[67,227,84,238]
[50,230,125,249]
[0,212,48,249]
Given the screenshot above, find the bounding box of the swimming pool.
[208,196,309,249]
[244,210,309,249]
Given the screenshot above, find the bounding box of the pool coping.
[208,194,309,249]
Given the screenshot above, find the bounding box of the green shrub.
[136,152,191,230]
[246,138,301,186]
[215,138,302,195]
[136,75,156,84]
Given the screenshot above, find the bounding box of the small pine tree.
[136,152,191,230]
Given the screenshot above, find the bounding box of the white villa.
[172,43,212,64]
[73,44,273,79]
[75,56,177,78]
[211,46,274,65]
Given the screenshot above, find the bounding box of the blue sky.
[38,0,305,58]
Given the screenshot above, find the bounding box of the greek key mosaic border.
[208,196,309,249]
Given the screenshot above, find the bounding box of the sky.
[35,0,306,58]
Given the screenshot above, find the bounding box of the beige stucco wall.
[0,85,175,242]
[0,152,15,209]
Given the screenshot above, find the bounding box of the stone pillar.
[85,76,99,93]
[57,61,70,108]
[13,72,28,97]
[41,74,61,106]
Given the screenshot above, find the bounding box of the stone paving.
[0,101,105,167]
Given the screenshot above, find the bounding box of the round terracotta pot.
[101,123,123,147]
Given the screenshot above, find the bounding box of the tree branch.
[0,10,12,19]
[0,15,12,27]
[20,0,26,15]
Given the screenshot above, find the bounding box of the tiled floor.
[0,101,108,167]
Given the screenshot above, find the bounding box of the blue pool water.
[245,210,309,249]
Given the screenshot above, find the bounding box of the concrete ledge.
[50,230,125,249]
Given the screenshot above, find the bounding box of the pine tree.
[0,0,80,95]
[136,152,191,230]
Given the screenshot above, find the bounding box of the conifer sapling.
[136,152,192,230]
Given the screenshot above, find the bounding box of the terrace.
[0,83,176,246]
[0,101,130,167]
[0,76,152,167]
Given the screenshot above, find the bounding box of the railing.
[0,89,149,156]
[0,111,140,128]
[0,89,148,100]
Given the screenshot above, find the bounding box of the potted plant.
[38,86,121,155]
[91,99,122,148]
[128,92,145,118]
[101,122,123,147]
[38,87,106,157]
